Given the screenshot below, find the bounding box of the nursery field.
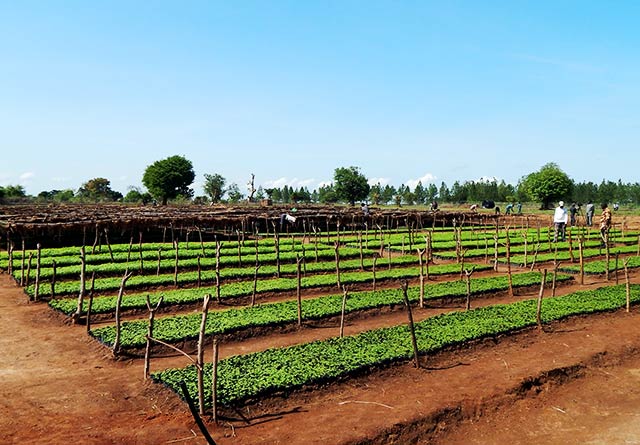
[1,205,640,445]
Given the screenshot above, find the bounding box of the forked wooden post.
[104,228,114,262]
[113,269,134,356]
[401,281,420,368]
[144,294,164,380]
[536,269,548,330]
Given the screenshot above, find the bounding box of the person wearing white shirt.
[553,201,568,242]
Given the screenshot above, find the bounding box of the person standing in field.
[553,201,568,242]
[569,203,579,226]
[585,201,595,226]
[600,202,612,247]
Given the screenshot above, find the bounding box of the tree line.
[2,158,639,208]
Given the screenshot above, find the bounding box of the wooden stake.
[20,239,25,286]
[86,272,96,332]
[334,241,341,289]
[74,247,86,321]
[197,255,202,288]
[25,252,33,288]
[623,258,631,313]
[251,260,261,307]
[50,259,57,298]
[34,243,41,301]
[296,254,303,326]
[211,339,219,424]
[464,267,475,311]
[144,294,164,380]
[197,294,212,416]
[372,254,378,291]
[215,240,222,303]
[156,247,162,276]
[401,281,420,368]
[536,269,547,330]
[417,248,425,308]
[339,286,348,338]
[113,269,134,356]
[578,236,585,285]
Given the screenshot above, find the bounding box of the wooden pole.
[173,240,179,288]
[464,267,475,311]
[25,252,33,288]
[103,228,114,262]
[144,294,164,380]
[401,281,420,368]
[197,255,202,288]
[211,339,219,424]
[536,269,548,330]
[615,253,619,285]
[156,247,162,276]
[74,247,86,321]
[197,294,212,416]
[578,236,585,285]
[505,229,513,297]
[34,243,41,301]
[372,254,378,291]
[86,272,96,333]
[20,239,25,286]
[623,258,631,313]
[334,241,341,289]
[418,248,425,308]
[215,240,222,303]
[339,286,348,338]
[50,259,57,298]
[139,231,144,273]
[552,260,560,297]
[296,254,303,326]
[251,261,260,307]
[112,270,134,356]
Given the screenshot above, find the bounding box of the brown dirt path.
[2,267,640,445]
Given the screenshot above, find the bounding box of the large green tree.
[203,173,226,203]
[333,166,370,206]
[142,155,195,205]
[518,163,573,209]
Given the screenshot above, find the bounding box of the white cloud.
[52,176,71,183]
[19,171,35,181]
[477,176,499,183]
[317,180,333,188]
[405,173,437,189]
[262,177,317,189]
[368,177,391,186]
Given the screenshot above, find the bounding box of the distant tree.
[438,182,450,202]
[37,189,75,202]
[518,163,573,209]
[255,186,266,201]
[426,184,438,203]
[142,155,195,205]
[318,184,338,204]
[203,173,226,203]
[333,166,370,206]
[123,187,152,204]
[77,177,122,202]
[226,183,244,203]
[413,181,426,205]
[3,184,26,198]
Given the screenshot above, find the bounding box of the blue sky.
[2,1,639,196]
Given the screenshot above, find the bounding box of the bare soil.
[2,261,640,444]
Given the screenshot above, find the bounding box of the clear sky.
[2,1,639,196]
